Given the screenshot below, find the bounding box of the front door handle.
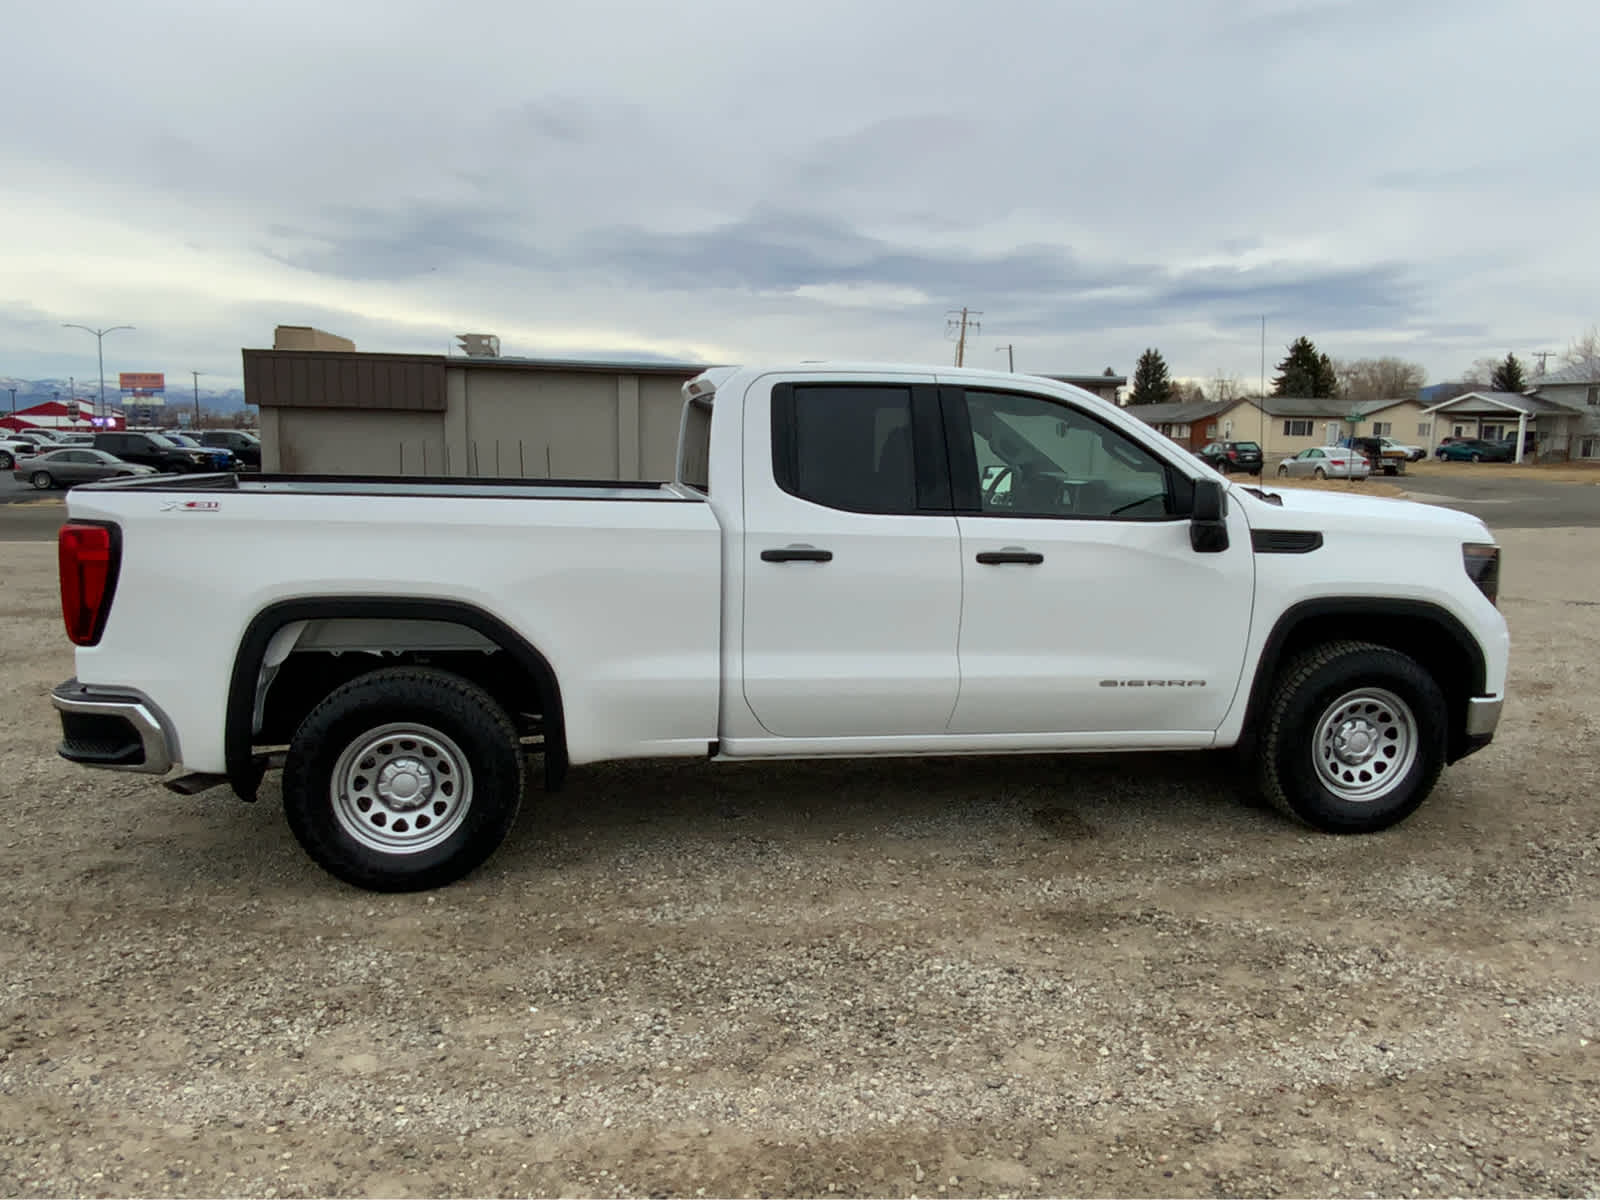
[976,548,1044,565]
[761,545,833,563]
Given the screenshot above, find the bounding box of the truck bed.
[63,471,724,775]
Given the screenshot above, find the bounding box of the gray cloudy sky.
[4,0,1596,390]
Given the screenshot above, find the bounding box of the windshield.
[146,434,179,447]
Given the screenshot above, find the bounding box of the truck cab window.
[965,390,1175,519]
[773,385,917,514]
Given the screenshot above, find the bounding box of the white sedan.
[1276,446,1371,480]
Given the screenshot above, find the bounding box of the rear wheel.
[1313,466,1327,480]
[30,470,53,490]
[1256,641,1447,833]
[283,667,525,891]
[0,451,13,470]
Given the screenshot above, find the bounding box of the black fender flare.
[1239,597,1488,754]
[225,597,567,802]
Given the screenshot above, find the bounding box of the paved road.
[2,470,1597,542]
[1397,471,1600,529]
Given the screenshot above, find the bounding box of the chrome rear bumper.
[52,679,176,774]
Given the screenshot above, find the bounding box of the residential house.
[1258,395,1428,458]
[1422,390,1584,461]
[1526,361,1600,460]
[1121,397,1263,453]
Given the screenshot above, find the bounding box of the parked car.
[50,361,1507,892]
[91,431,221,473]
[162,433,238,470]
[1196,440,1263,475]
[195,429,262,469]
[14,448,158,489]
[52,432,98,447]
[1275,446,1371,480]
[0,431,65,468]
[1437,438,1514,463]
[1377,437,1426,462]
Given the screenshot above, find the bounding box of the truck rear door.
[738,373,962,737]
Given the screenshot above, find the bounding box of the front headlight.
[1463,543,1500,607]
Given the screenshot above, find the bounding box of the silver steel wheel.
[1312,687,1417,803]
[330,722,473,854]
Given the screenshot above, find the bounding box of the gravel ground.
[1,529,1597,1198]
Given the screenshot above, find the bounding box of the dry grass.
[1406,458,1600,485]
[1257,474,1408,498]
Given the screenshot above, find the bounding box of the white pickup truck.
[52,364,1509,891]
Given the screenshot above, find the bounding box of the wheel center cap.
[377,758,433,810]
[1334,721,1377,763]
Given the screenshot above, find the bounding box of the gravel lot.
[2,529,1597,1198]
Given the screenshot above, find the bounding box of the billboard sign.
[119,372,165,397]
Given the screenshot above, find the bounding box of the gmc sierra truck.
[51,364,1508,891]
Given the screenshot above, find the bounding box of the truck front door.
[739,375,962,737]
[945,385,1255,735]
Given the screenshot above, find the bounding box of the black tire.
[283,667,525,892]
[1470,452,1482,463]
[1276,465,1289,477]
[30,471,53,490]
[1313,466,1327,480]
[1256,641,1447,834]
[0,451,12,470]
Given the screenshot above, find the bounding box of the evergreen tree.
[1129,348,1174,406]
[1490,352,1526,393]
[1273,336,1339,398]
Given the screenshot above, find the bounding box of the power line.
[945,307,982,367]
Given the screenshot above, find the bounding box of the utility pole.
[1260,315,1267,451]
[191,370,203,429]
[61,323,135,422]
[946,307,982,367]
[1531,350,1556,376]
[996,344,1015,372]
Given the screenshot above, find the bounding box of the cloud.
[2,0,1598,389]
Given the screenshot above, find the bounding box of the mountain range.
[0,377,249,414]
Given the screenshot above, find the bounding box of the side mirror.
[1191,479,1229,553]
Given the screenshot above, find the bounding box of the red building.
[0,399,125,432]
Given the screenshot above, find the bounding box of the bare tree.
[1332,357,1427,404]
[1459,356,1504,387]
[1563,325,1600,366]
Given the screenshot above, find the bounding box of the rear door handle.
[976,548,1044,565]
[761,545,833,563]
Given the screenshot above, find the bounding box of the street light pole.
[61,323,134,424]
[191,370,203,429]
[996,344,1015,371]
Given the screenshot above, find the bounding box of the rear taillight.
[1463,543,1500,607]
[59,522,120,646]
[1227,449,1238,460]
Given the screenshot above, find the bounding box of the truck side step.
[164,772,229,796]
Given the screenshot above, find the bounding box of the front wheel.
[30,471,53,490]
[1256,641,1447,833]
[283,667,525,891]
[1276,464,1289,477]
[1470,452,1482,463]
